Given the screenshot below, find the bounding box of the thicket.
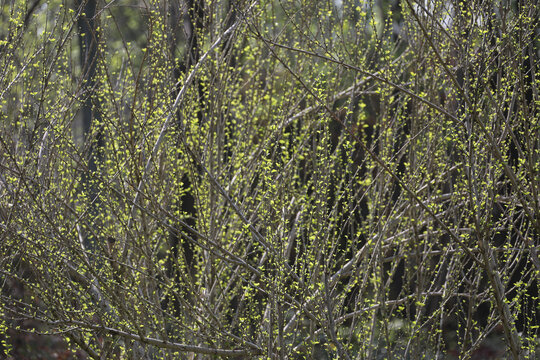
[0,0,538,358]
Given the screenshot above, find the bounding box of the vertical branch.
[75,0,103,252]
[164,0,206,319]
[176,0,204,272]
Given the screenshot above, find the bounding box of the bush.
[1,0,538,358]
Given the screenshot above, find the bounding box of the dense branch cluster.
[0,0,538,358]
